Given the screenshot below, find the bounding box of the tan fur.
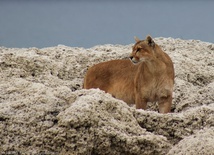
[83,36,174,113]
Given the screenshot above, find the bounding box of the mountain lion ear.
[134,36,140,43]
[146,35,155,47]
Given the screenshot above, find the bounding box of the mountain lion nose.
[129,56,133,60]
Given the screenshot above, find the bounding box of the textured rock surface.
[167,127,214,155]
[0,38,213,154]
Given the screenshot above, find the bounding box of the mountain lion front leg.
[158,95,172,113]
[135,94,147,110]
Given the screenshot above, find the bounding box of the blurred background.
[0,0,213,48]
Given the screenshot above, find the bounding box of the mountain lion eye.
[136,48,140,52]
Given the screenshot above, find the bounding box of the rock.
[167,127,214,155]
[0,38,214,154]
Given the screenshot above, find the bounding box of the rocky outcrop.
[0,38,213,154]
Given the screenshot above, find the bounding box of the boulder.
[0,38,213,154]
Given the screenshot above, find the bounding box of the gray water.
[0,0,214,48]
